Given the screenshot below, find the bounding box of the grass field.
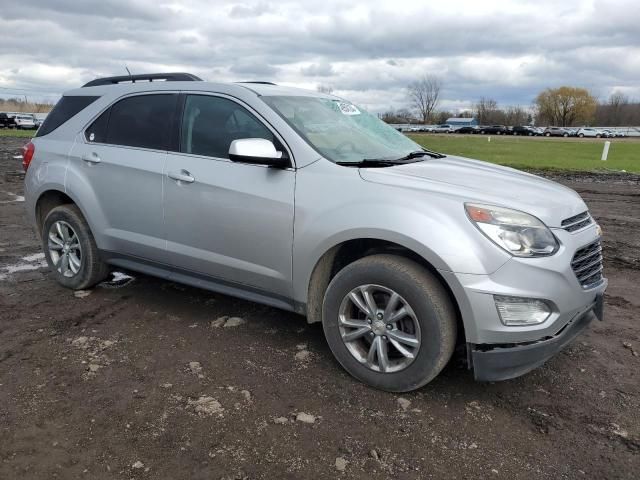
[409,134,640,173]
[0,128,35,138]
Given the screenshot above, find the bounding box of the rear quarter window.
[86,94,176,150]
[35,96,100,137]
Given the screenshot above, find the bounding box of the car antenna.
[125,65,133,83]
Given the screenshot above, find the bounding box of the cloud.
[0,0,638,112]
[300,62,335,77]
[229,2,274,18]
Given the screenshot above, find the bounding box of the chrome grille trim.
[571,240,604,289]
[562,211,592,232]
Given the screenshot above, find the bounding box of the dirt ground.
[1,136,638,479]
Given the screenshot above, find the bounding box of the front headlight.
[465,203,559,257]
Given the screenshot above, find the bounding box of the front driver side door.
[163,94,295,300]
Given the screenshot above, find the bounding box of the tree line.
[380,75,640,126]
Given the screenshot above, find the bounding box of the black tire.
[578,134,584,138]
[42,204,109,290]
[563,133,568,137]
[322,254,457,392]
[545,132,550,137]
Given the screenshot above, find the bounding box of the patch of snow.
[22,252,45,262]
[3,260,48,275]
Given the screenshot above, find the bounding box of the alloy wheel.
[48,220,82,278]
[338,284,421,373]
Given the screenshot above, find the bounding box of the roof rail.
[82,72,202,88]
[238,81,277,85]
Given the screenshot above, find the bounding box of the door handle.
[82,152,101,164]
[168,170,195,184]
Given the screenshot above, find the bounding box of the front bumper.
[469,294,603,381]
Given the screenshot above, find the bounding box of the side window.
[180,95,275,159]
[86,94,176,150]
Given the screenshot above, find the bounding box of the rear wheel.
[322,255,457,392]
[42,205,109,290]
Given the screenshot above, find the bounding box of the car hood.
[358,155,587,228]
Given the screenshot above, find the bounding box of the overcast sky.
[1,0,638,113]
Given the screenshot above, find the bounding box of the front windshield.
[261,95,423,163]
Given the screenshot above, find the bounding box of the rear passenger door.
[163,94,295,298]
[68,93,177,261]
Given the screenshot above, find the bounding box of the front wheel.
[42,205,109,290]
[322,255,457,392]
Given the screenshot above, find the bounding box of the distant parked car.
[511,126,537,136]
[543,127,570,137]
[433,124,455,133]
[34,116,48,128]
[0,112,17,129]
[478,125,508,135]
[413,126,435,133]
[456,126,478,134]
[576,128,603,138]
[14,114,37,130]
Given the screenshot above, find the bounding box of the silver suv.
[24,73,606,391]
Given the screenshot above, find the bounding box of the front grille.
[562,211,592,232]
[571,240,604,288]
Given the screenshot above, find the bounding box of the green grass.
[0,128,36,138]
[408,134,640,173]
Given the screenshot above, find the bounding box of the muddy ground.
[1,136,638,479]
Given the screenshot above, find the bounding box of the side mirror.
[228,138,289,168]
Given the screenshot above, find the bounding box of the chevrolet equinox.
[24,73,606,391]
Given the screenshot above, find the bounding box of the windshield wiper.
[336,159,407,168]
[398,149,446,160]
[336,149,446,168]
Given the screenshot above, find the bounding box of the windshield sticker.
[335,101,361,116]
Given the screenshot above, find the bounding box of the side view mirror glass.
[228,138,289,168]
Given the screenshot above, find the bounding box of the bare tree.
[381,108,417,124]
[473,97,499,124]
[407,75,442,124]
[504,105,529,126]
[608,91,629,125]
